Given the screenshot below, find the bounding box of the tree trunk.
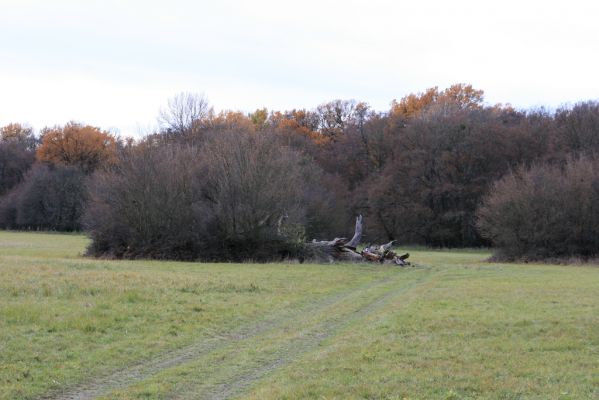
[303,215,410,265]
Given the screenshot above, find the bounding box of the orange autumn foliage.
[37,122,117,173]
[208,110,255,131]
[270,110,330,145]
[391,83,485,119]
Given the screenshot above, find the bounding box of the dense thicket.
[0,164,86,231]
[477,157,599,261]
[84,143,203,259]
[2,86,599,261]
[84,132,310,261]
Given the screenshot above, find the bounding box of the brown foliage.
[207,110,255,132]
[389,84,485,129]
[269,109,328,145]
[37,122,117,173]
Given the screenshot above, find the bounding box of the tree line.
[1,84,598,261]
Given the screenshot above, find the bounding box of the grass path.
[184,270,437,400]
[43,270,433,400]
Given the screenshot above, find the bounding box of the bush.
[0,141,35,196]
[194,131,307,260]
[476,157,599,261]
[0,164,86,231]
[84,131,310,261]
[84,144,202,259]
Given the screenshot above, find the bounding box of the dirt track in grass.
[42,268,432,400]
[185,270,436,400]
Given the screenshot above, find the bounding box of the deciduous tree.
[158,92,212,136]
[0,123,36,195]
[37,122,117,173]
[0,123,37,150]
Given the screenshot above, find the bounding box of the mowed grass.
[0,231,598,399]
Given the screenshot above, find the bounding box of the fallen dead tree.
[304,215,410,265]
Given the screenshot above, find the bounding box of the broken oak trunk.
[304,215,410,265]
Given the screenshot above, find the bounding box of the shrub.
[194,131,307,260]
[84,143,202,259]
[0,164,86,231]
[476,157,599,261]
[84,131,309,261]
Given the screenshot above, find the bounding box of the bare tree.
[158,92,213,136]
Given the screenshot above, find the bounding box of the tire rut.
[40,270,421,400]
[176,270,438,400]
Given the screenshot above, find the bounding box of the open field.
[1,232,598,399]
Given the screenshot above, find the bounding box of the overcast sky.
[1,0,598,136]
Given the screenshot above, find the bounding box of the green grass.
[0,231,598,399]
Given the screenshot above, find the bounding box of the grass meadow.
[0,231,598,399]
